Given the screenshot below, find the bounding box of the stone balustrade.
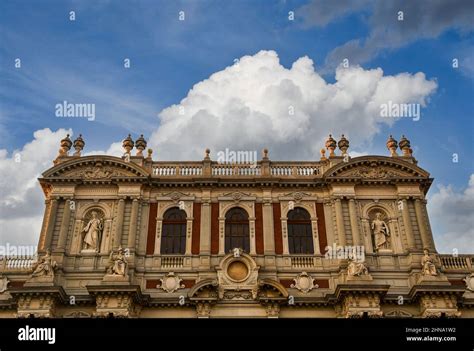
[152,161,324,178]
[439,254,473,271]
[0,255,36,273]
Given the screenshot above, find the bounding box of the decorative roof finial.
[320,148,327,161]
[135,134,147,157]
[73,134,85,156]
[386,135,398,157]
[54,134,73,165]
[337,134,349,156]
[122,134,134,155]
[399,135,412,157]
[146,148,153,160]
[204,148,210,160]
[262,148,269,159]
[59,134,72,156]
[325,134,337,157]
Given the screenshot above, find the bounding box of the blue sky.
[0,0,473,252]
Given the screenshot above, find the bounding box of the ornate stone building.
[0,134,473,318]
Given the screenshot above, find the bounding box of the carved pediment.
[324,156,429,180]
[62,163,136,179]
[42,156,149,179]
[339,165,406,179]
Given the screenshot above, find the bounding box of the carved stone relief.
[157,272,185,293]
[291,272,318,293]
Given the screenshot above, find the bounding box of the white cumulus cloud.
[149,50,437,160]
[428,175,474,254]
[0,128,71,247]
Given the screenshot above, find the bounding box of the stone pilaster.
[186,208,193,255]
[348,198,361,246]
[56,198,72,252]
[334,198,346,246]
[263,200,275,255]
[113,198,125,249]
[400,198,416,250]
[414,198,432,250]
[41,198,58,251]
[127,198,139,250]
[137,202,149,255]
[199,197,211,269]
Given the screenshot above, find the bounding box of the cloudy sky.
[0,0,473,253]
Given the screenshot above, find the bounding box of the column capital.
[415,197,427,204]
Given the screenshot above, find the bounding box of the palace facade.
[0,134,473,318]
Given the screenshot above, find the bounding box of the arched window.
[287,208,313,254]
[161,208,187,254]
[225,207,250,253]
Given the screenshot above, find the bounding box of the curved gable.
[42,156,149,179]
[323,156,430,180]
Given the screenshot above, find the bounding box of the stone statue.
[371,212,390,250]
[82,211,103,251]
[421,249,437,276]
[347,257,369,277]
[107,247,128,276]
[0,276,9,293]
[31,250,57,278]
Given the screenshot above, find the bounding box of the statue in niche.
[371,212,390,251]
[421,249,437,276]
[31,249,57,278]
[107,247,128,276]
[82,210,103,251]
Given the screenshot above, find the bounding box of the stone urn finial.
[204,148,210,160]
[135,134,147,157]
[73,134,85,156]
[386,135,398,157]
[262,148,269,159]
[59,134,72,156]
[146,148,153,160]
[325,134,337,157]
[399,135,412,157]
[338,134,349,156]
[320,148,327,161]
[122,134,134,155]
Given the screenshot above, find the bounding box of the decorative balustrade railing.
[152,163,203,176]
[0,255,36,272]
[270,163,321,176]
[161,256,184,269]
[439,255,473,271]
[152,161,323,178]
[211,164,261,176]
[291,256,316,269]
